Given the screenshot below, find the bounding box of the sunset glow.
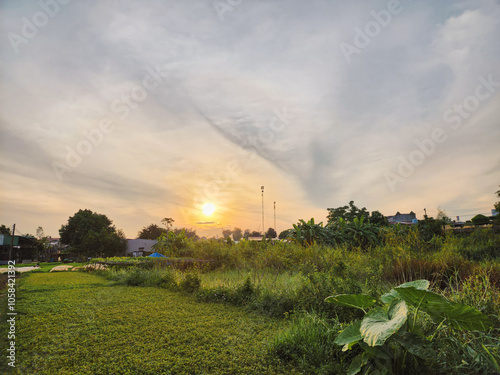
[202,203,216,217]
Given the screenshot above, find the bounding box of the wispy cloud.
[1,0,499,237]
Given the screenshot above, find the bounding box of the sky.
[0,0,499,239]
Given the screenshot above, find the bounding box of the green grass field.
[0,272,298,375]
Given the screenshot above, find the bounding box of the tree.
[0,224,11,235]
[173,228,198,240]
[278,229,292,240]
[250,231,262,237]
[327,201,369,225]
[222,229,232,239]
[137,224,166,240]
[436,208,451,223]
[495,186,500,214]
[369,211,388,226]
[59,209,127,258]
[471,214,490,226]
[161,217,175,230]
[35,226,51,261]
[232,227,243,241]
[243,229,251,239]
[265,227,277,238]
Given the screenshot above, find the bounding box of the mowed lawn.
[2,272,297,375]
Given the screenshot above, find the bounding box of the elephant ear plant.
[325,280,493,375]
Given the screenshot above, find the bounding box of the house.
[126,239,157,257]
[387,211,417,225]
[0,234,38,264]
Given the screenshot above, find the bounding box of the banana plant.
[325,280,493,375]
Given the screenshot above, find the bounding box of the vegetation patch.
[0,272,298,374]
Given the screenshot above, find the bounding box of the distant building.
[0,234,38,264]
[387,211,417,225]
[126,239,157,257]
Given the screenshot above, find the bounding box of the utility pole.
[261,186,264,235]
[424,208,427,218]
[274,201,276,232]
[9,223,15,262]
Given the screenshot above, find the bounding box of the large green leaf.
[445,301,493,331]
[359,341,393,360]
[395,332,433,360]
[325,294,376,311]
[347,354,368,375]
[360,300,408,346]
[335,320,362,350]
[381,280,430,304]
[394,286,492,331]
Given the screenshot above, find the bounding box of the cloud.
[0,0,499,237]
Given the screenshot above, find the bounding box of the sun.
[202,203,216,216]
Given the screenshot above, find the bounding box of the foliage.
[494,186,500,215]
[328,216,381,248]
[289,218,330,246]
[59,209,127,258]
[279,229,293,240]
[370,211,389,226]
[222,229,232,239]
[327,201,369,225]
[417,216,445,242]
[266,227,278,238]
[0,224,11,235]
[326,280,494,375]
[161,217,175,229]
[232,227,243,241]
[472,214,490,226]
[153,229,189,255]
[137,223,166,239]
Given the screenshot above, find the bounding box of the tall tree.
[243,229,251,239]
[495,186,500,213]
[222,229,232,239]
[232,227,243,241]
[59,209,127,258]
[161,217,175,230]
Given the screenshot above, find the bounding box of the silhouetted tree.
[59,209,127,258]
[232,227,243,241]
[137,224,166,240]
[265,227,277,238]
